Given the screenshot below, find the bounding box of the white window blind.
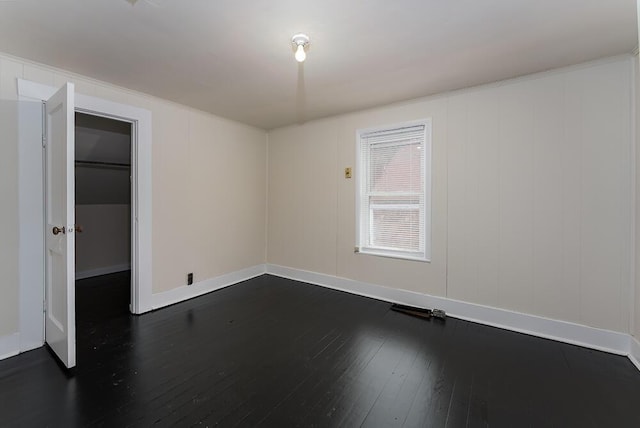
[357,121,431,261]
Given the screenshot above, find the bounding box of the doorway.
[16,78,153,360]
[75,113,132,330]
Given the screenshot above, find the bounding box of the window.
[356,120,431,261]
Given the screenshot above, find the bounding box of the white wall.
[0,52,267,342]
[268,56,634,334]
[0,102,20,337]
[635,53,640,339]
[447,59,632,333]
[75,204,130,278]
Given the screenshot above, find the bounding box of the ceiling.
[0,1,637,130]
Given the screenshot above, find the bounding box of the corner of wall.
[264,132,270,264]
[634,0,640,339]
[151,264,266,309]
[630,335,640,371]
[0,333,19,360]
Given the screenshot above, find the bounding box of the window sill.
[355,248,430,263]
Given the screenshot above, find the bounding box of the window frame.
[355,119,432,262]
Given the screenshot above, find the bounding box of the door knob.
[75,225,83,233]
[52,226,66,235]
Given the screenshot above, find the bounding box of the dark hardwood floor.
[1,273,639,427]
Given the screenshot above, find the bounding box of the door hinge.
[42,134,46,148]
[43,300,46,313]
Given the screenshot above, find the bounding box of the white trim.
[265,264,633,357]
[75,264,132,280]
[630,336,640,371]
[0,333,20,360]
[151,265,267,310]
[355,119,432,263]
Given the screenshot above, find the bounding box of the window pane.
[369,140,423,193]
[370,204,420,251]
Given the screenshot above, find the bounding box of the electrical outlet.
[187,273,193,285]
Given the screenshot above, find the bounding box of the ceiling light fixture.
[292,33,310,63]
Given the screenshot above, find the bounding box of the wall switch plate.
[345,167,352,178]
[187,273,193,285]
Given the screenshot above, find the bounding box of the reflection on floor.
[0,274,639,426]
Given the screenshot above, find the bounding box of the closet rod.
[75,160,130,169]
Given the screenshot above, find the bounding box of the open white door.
[44,82,76,369]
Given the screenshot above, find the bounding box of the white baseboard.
[0,333,20,360]
[4,262,638,373]
[76,264,131,280]
[265,264,632,357]
[630,336,640,371]
[151,264,267,310]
